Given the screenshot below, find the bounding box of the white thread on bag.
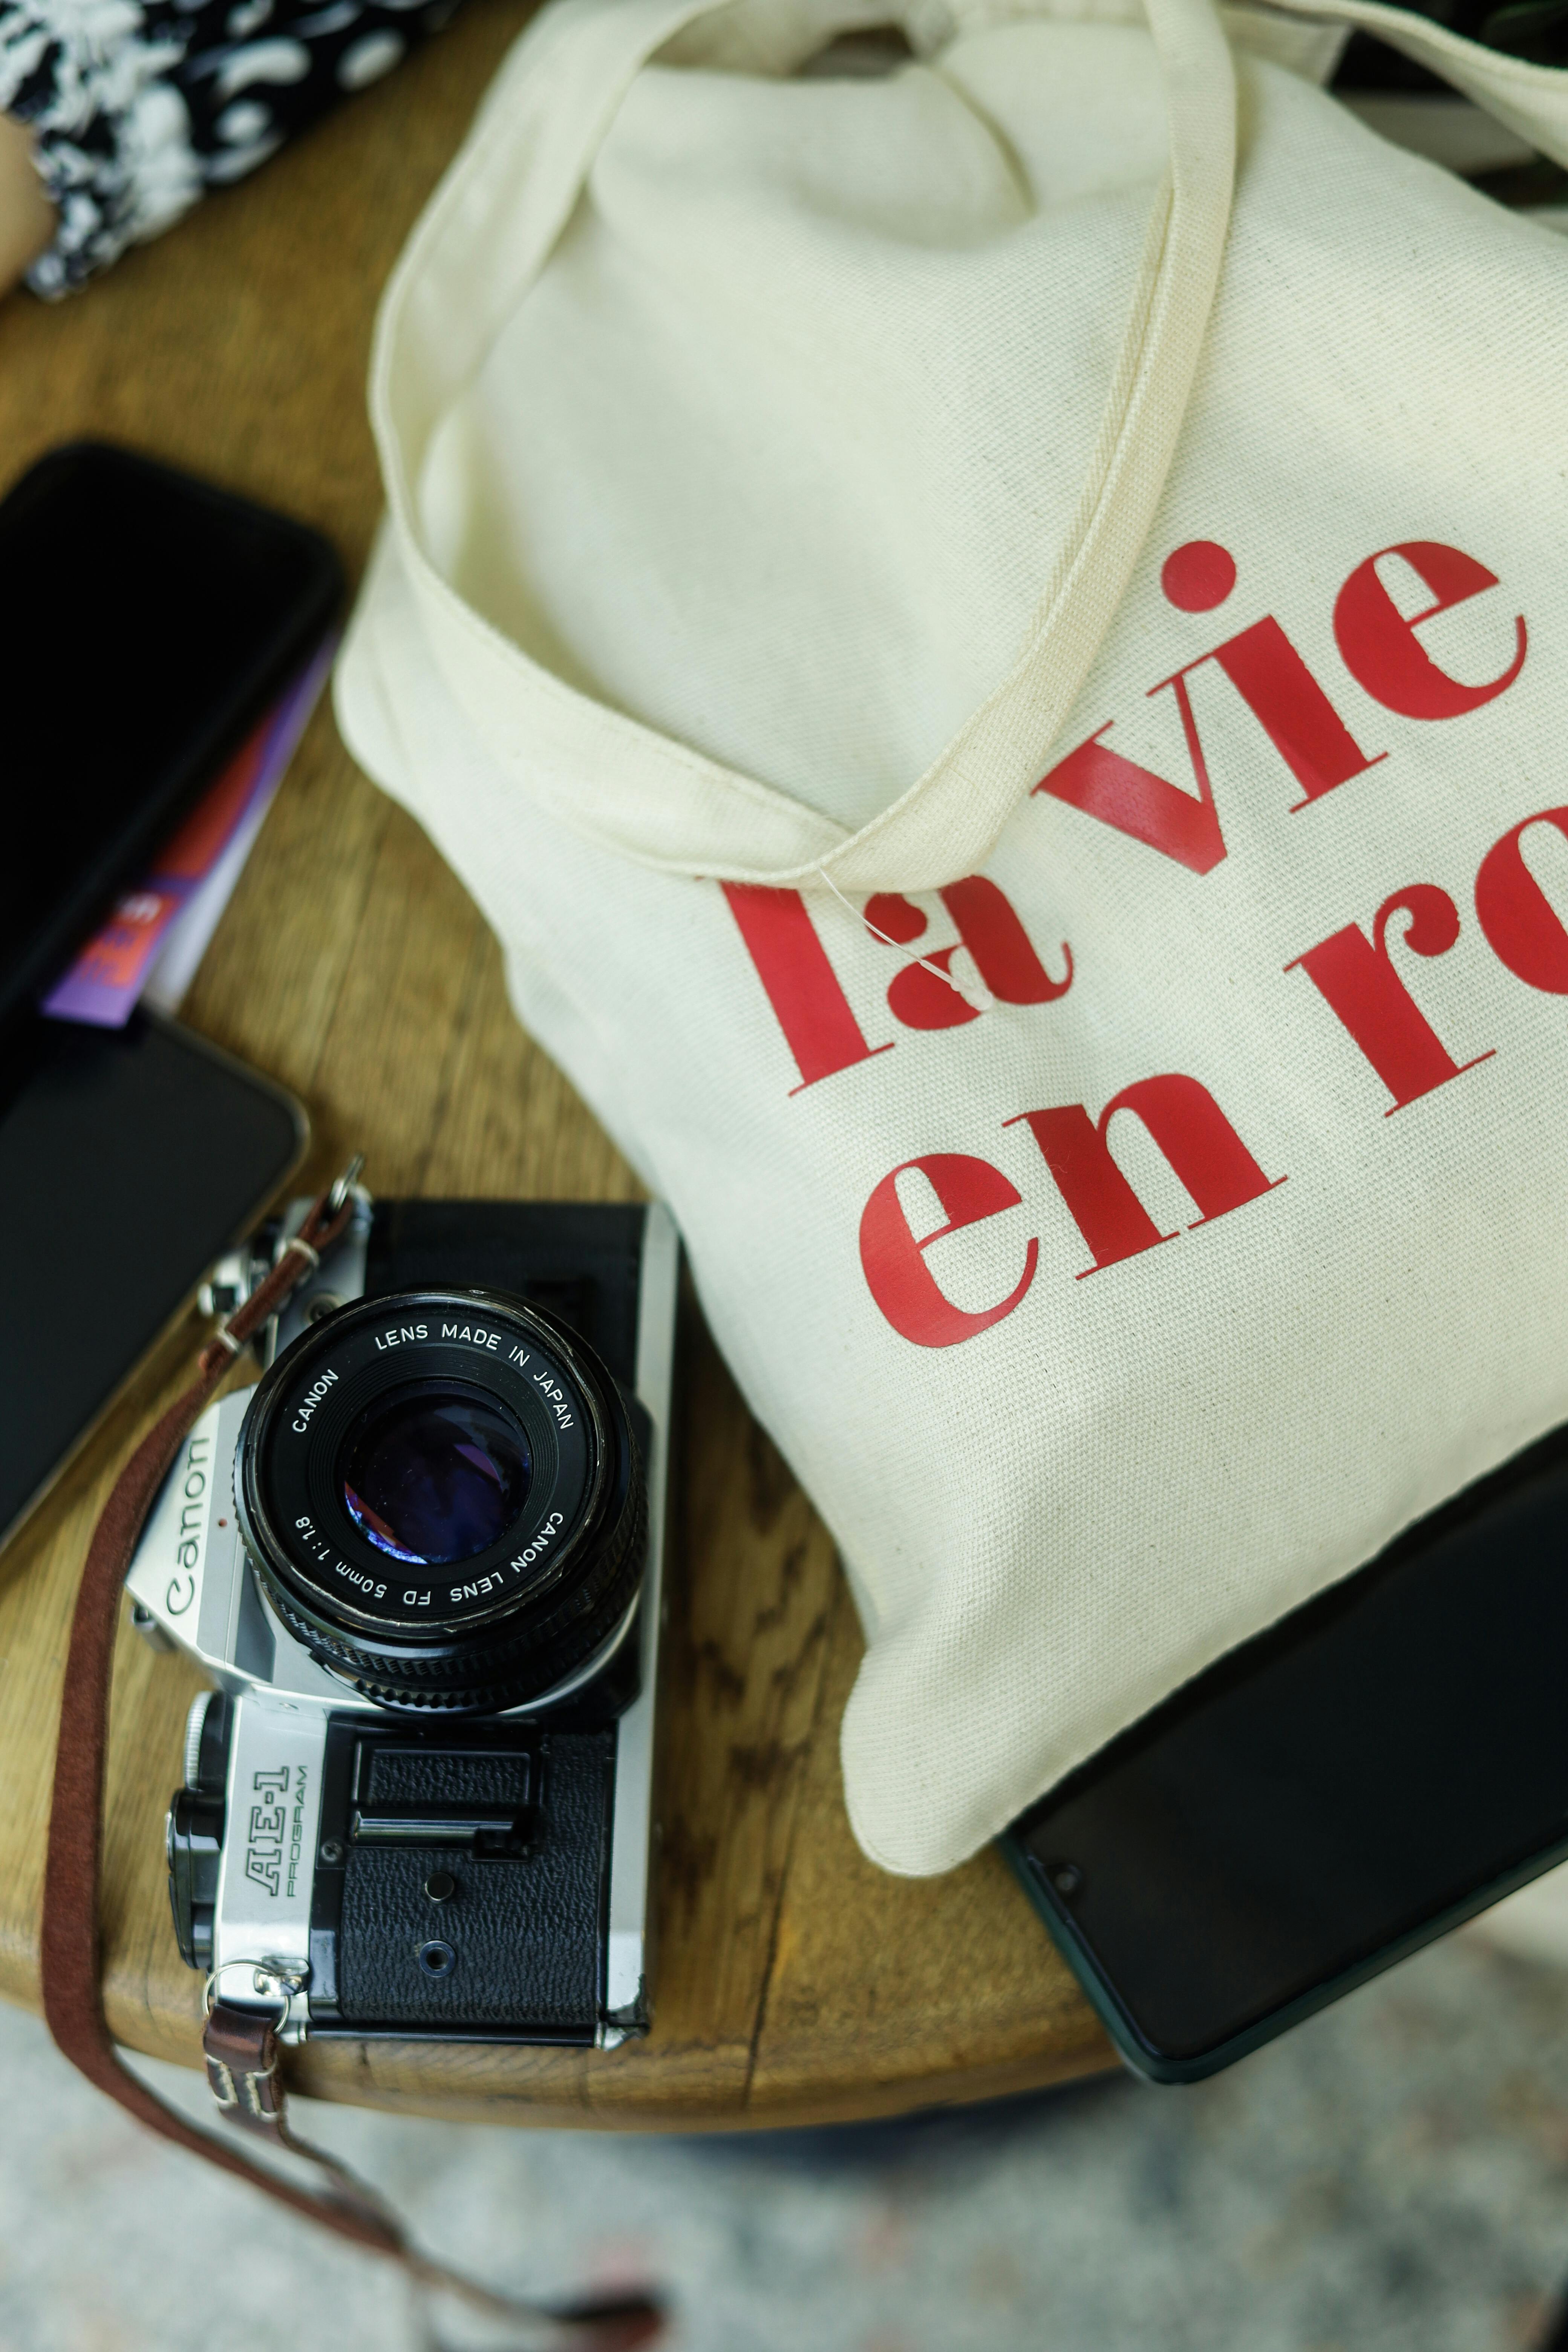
[813,866,996,1015]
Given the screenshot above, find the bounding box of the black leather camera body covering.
[315,1710,621,2038]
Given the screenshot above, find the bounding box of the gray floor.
[2,1925,1567,2352]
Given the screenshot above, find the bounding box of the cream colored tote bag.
[337,0,1568,1875]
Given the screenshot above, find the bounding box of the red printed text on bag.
[724,537,1553,1344]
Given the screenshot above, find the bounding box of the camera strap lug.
[204,1955,309,2054]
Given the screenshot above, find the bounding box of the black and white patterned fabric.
[0,0,461,294]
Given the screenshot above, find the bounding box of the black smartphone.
[0,1011,306,1547]
[0,441,342,1042]
[1003,1432,1568,2080]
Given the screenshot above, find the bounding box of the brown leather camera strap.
[40,1171,664,2352]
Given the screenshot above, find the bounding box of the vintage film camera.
[127,1189,677,2048]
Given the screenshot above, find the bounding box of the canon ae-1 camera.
[126,1190,676,2048]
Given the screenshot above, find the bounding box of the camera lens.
[338,1384,531,1567]
[234,1289,645,1715]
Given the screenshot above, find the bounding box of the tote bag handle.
[368,0,1565,893]
[371,0,1237,891]
[1267,0,1568,160]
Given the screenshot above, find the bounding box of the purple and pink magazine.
[43,639,335,1029]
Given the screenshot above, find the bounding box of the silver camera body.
[128,1192,677,2047]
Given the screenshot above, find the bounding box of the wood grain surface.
[0,0,1112,2125]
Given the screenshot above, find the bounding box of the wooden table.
[0,0,1112,2127]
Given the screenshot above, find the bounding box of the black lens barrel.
[235,1290,645,1715]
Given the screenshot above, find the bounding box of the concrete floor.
[1,1924,1566,2352]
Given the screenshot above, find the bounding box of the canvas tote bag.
[336,0,1568,1875]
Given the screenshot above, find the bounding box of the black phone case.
[0,1012,307,1546]
[1,441,342,1038]
[1001,1421,1568,2082]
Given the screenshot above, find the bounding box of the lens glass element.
[337,1383,531,1568]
